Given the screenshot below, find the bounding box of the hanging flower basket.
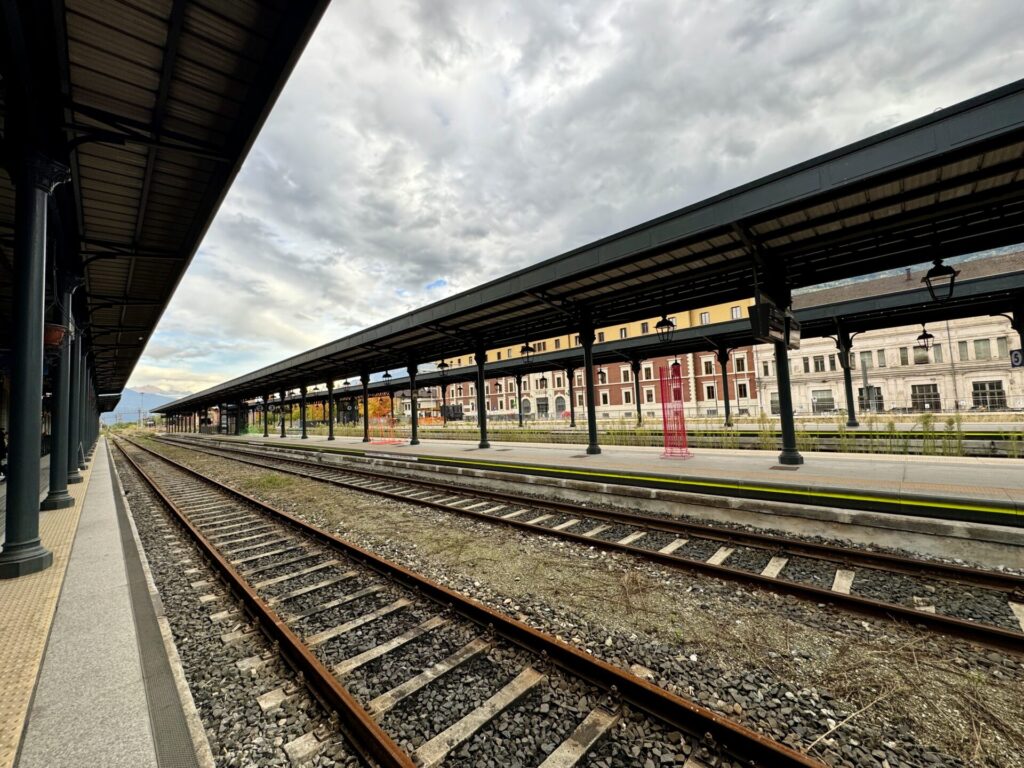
[44,323,67,348]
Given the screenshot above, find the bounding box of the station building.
[756,252,1024,417]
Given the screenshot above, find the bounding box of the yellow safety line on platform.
[0,453,96,768]
[423,457,1020,518]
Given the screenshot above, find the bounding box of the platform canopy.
[158,78,1024,413]
[0,0,330,406]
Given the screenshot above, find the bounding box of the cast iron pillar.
[65,337,81,487]
[566,366,577,428]
[631,359,643,427]
[299,387,308,438]
[42,287,74,510]
[0,153,69,578]
[326,383,335,440]
[262,395,269,437]
[836,325,859,428]
[440,382,449,427]
[360,373,370,442]
[278,391,287,437]
[515,372,524,427]
[717,346,733,427]
[579,320,600,455]
[77,358,89,469]
[408,362,420,445]
[475,345,489,449]
[774,339,804,466]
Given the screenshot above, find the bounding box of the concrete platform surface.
[6,440,201,768]
[187,431,1024,518]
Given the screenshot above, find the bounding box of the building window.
[859,351,872,369]
[600,392,609,405]
[731,306,742,320]
[496,351,502,360]
[849,352,855,369]
[734,355,746,373]
[645,388,655,403]
[641,321,649,334]
[703,359,714,375]
[997,336,1008,358]
[576,375,583,387]
[619,327,628,339]
[705,384,715,400]
[498,400,504,410]
[899,347,909,366]
[523,378,529,390]
[910,384,941,411]
[598,370,607,385]
[811,389,835,413]
[737,382,749,399]
[699,312,710,325]
[813,355,826,373]
[556,376,563,388]
[974,339,991,360]
[762,361,771,377]
[802,357,810,374]
[858,386,885,412]
[770,392,780,415]
[933,344,943,363]
[828,354,836,371]
[877,350,886,368]
[958,340,969,361]
[577,394,584,406]
[622,368,631,383]
[913,346,929,364]
[623,389,632,404]
[554,338,561,350]
[597,331,605,343]
[972,380,1007,409]
[644,366,653,380]
[507,348,513,358]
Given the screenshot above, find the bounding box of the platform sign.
[1012,348,1024,368]
[748,301,786,344]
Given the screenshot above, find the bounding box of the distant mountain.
[101,388,181,425]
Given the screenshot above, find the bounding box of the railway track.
[155,435,1024,654]
[115,438,825,767]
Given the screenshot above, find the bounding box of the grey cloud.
[130,0,1024,393]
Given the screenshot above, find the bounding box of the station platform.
[181,431,1024,527]
[0,440,201,768]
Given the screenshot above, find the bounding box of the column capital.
[22,151,71,194]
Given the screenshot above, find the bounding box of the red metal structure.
[659,363,693,458]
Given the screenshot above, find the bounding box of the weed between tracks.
[141,436,1024,768]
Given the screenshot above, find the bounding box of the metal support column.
[299,387,308,438]
[441,382,449,426]
[77,359,89,469]
[836,325,859,428]
[0,153,68,578]
[475,346,490,449]
[566,366,576,428]
[408,362,420,445]
[279,391,287,437]
[515,372,524,427]
[263,395,269,437]
[360,373,370,442]
[717,346,732,427]
[774,340,803,465]
[42,287,74,510]
[580,320,600,455]
[631,359,642,427]
[326,382,335,440]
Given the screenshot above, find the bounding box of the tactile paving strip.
[0,459,94,768]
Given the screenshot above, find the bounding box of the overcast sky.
[128,0,1024,395]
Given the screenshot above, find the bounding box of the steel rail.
[121,437,826,767]
[160,435,1024,592]
[155,436,1024,654]
[113,441,416,768]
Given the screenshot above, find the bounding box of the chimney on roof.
[905,267,912,281]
